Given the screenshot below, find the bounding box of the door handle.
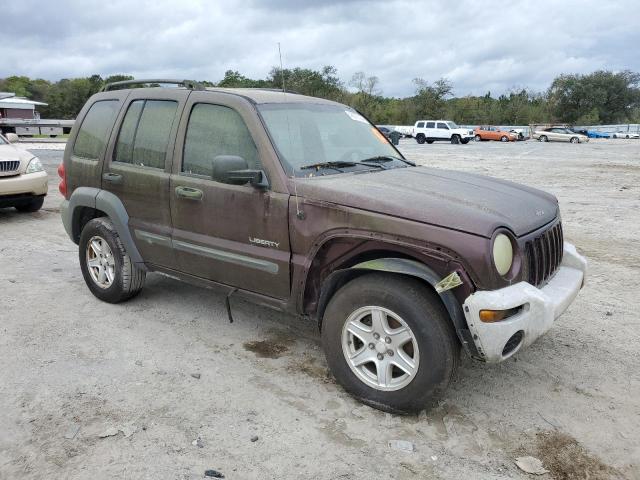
[175,186,203,200]
[102,172,123,184]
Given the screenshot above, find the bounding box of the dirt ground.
[1,138,638,479]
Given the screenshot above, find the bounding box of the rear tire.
[321,273,459,413]
[15,197,44,212]
[79,217,146,303]
[416,134,425,144]
[450,135,460,144]
[539,135,548,142]
[500,136,508,142]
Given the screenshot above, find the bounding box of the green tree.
[217,70,271,88]
[0,76,33,97]
[2,68,638,125]
[412,78,453,119]
[548,70,640,123]
[268,65,343,100]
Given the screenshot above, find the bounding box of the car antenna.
[279,42,305,220]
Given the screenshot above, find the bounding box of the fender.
[61,186,99,241]
[63,187,146,268]
[317,257,480,359]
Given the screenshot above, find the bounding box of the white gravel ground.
[0,138,638,479]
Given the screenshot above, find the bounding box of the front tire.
[416,134,426,145]
[450,135,460,144]
[570,137,579,144]
[15,196,44,212]
[474,134,482,142]
[321,273,459,413]
[79,217,146,303]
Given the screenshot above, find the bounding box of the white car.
[413,120,474,144]
[611,132,639,139]
[532,127,589,143]
[393,125,414,137]
[0,133,48,212]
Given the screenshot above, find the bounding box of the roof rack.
[100,79,205,92]
[246,87,301,95]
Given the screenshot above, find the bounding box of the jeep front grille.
[0,160,20,175]
[524,222,563,287]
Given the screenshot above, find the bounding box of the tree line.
[2,68,638,125]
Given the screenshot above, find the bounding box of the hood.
[296,167,558,238]
[0,144,34,171]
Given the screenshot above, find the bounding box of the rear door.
[425,121,436,139]
[66,93,126,193]
[169,92,291,299]
[549,128,565,142]
[102,88,189,269]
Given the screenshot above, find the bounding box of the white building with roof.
[0,93,47,120]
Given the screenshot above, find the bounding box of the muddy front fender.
[317,257,480,358]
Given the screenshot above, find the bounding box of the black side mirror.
[212,155,268,188]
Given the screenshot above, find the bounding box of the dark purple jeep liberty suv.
[60,80,587,412]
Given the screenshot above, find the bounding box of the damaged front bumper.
[462,242,587,363]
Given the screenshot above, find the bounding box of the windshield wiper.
[300,160,367,172]
[357,156,416,167]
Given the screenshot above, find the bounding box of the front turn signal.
[479,306,523,323]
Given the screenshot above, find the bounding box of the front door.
[169,93,291,299]
[436,122,450,139]
[102,89,189,269]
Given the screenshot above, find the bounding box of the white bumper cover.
[463,242,587,363]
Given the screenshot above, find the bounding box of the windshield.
[258,103,403,176]
[446,121,458,129]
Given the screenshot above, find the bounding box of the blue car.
[587,130,610,138]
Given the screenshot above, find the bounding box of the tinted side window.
[416,122,425,128]
[426,122,435,128]
[114,100,144,164]
[114,100,177,169]
[437,122,448,129]
[183,104,260,177]
[73,100,119,160]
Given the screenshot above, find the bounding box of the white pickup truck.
[413,120,474,144]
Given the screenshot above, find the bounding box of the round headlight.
[26,157,44,174]
[493,233,513,276]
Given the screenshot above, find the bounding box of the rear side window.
[114,100,178,169]
[182,103,260,177]
[73,100,119,160]
[426,122,435,128]
[416,122,425,128]
[437,122,448,129]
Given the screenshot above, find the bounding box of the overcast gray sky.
[2,0,638,97]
